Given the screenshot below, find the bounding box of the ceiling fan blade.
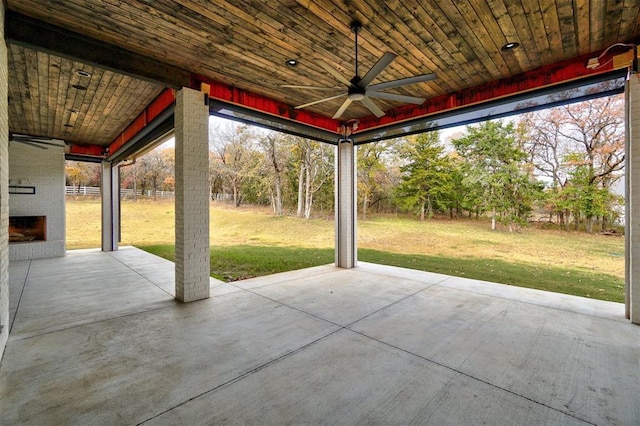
[367,91,425,105]
[368,73,438,91]
[332,98,353,119]
[316,59,353,87]
[360,52,397,87]
[361,97,385,118]
[281,85,342,91]
[295,93,346,109]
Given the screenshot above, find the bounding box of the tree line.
[66,94,625,232]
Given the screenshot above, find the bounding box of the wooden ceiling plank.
[23,48,39,136]
[419,1,504,81]
[574,0,591,55]
[520,1,555,64]
[134,0,355,106]
[90,74,128,141]
[603,0,626,44]
[451,0,518,76]
[537,0,566,63]
[54,57,73,140]
[387,0,489,87]
[589,0,606,53]
[502,2,543,69]
[554,0,579,59]
[485,0,531,71]
[46,54,62,138]
[71,65,111,143]
[299,0,445,91]
[179,0,362,97]
[318,0,460,94]
[36,51,51,138]
[265,0,417,116]
[210,0,395,116]
[7,45,29,135]
[99,79,160,145]
[302,1,421,116]
[617,0,640,41]
[7,8,191,88]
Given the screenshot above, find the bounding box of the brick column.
[626,73,640,323]
[335,139,357,268]
[175,88,210,302]
[101,161,119,251]
[0,0,10,358]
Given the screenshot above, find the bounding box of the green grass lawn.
[67,199,626,302]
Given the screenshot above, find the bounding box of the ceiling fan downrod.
[350,20,362,78]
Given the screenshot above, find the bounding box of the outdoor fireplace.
[9,216,46,242]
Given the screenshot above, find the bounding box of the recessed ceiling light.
[75,69,92,77]
[501,42,520,51]
[285,59,298,67]
[72,84,88,91]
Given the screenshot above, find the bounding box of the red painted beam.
[108,88,176,156]
[67,143,105,157]
[356,51,624,132]
[192,74,341,134]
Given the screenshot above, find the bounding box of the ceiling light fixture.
[285,59,298,67]
[72,84,88,91]
[75,69,92,78]
[501,42,520,51]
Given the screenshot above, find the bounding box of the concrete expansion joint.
[347,328,598,426]
[137,327,342,425]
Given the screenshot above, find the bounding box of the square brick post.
[626,73,640,323]
[175,88,210,302]
[335,139,357,268]
[101,161,119,252]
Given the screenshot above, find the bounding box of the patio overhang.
[5,9,636,153]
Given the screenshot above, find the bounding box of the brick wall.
[1,0,10,358]
[8,143,66,261]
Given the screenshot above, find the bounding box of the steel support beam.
[101,161,119,252]
[335,139,357,268]
[626,73,640,324]
[6,11,191,89]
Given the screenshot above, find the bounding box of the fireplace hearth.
[9,216,46,242]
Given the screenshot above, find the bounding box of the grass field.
[66,198,625,302]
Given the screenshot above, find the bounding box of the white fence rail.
[65,186,175,198]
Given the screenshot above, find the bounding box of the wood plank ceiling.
[5,0,640,147]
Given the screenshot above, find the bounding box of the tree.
[258,133,291,215]
[209,123,260,207]
[357,141,394,219]
[65,161,97,195]
[521,94,625,231]
[139,149,172,200]
[453,121,540,231]
[292,138,333,219]
[395,132,453,220]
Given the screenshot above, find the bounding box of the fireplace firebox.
[9,216,46,242]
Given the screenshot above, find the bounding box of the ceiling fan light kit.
[282,20,437,120]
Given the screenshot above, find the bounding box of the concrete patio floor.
[1,246,638,425]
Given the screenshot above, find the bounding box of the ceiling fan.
[283,20,437,120]
[10,133,65,150]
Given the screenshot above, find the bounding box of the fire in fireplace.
[9,216,46,242]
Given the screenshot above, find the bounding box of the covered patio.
[2,3,640,423]
[2,247,637,424]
